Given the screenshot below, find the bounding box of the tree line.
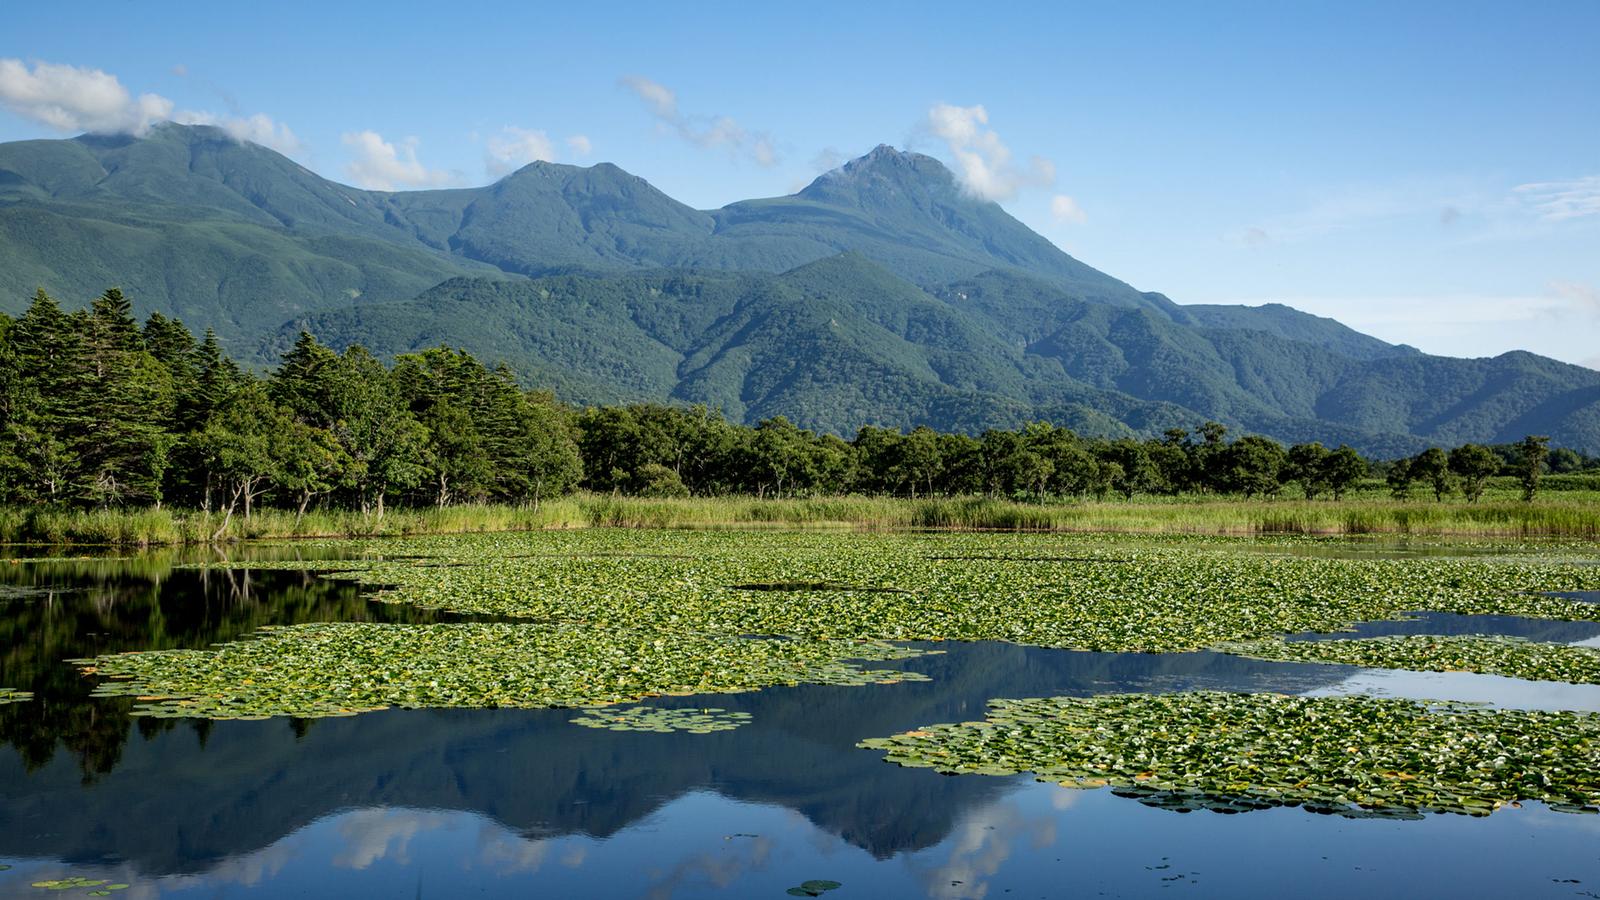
[0,289,1585,517]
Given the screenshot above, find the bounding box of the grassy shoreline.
[3,491,1599,546]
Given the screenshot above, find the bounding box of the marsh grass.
[3,490,1598,546]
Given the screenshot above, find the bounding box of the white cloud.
[924,103,1055,202]
[1515,176,1600,221]
[566,134,592,156]
[1051,194,1087,224]
[342,130,457,190]
[0,57,307,161]
[620,75,677,118]
[485,126,556,177]
[174,109,303,157]
[619,75,778,167]
[0,58,172,134]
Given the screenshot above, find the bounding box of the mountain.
[4,123,1599,453]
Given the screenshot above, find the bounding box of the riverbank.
[3,490,1599,546]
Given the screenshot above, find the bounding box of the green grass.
[4,487,1600,546]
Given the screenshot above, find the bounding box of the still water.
[3,550,1600,898]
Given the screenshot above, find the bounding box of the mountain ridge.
[3,123,1598,454]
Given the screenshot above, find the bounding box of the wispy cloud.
[0,58,172,134]
[481,128,595,178]
[1549,280,1600,317]
[342,130,458,190]
[484,126,555,177]
[173,109,303,157]
[619,75,776,167]
[1051,194,1087,224]
[923,103,1056,203]
[1515,175,1600,221]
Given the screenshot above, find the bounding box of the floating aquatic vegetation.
[0,688,32,705]
[1219,635,1600,684]
[858,691,1600,818]
[204,530,1600,653]
[29,878,128,893]
[569,706,753,733]
[786,879,843,897]
[78,622,932,720]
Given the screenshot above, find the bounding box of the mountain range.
[3,122,1598,454]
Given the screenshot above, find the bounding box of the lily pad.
[81,622,932,720]
[180,530,1600,654]
[0,688,32,705]
[858,691,1600,819]
[1218,634,1600,684]
[570,706,753,733]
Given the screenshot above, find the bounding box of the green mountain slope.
[4,125,1599,452]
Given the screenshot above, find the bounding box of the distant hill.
[4,123,1600,453]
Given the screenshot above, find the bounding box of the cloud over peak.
[620,75,777,167]
[0,58,172,135]
[0,58,306,161]
[482,127,595,178]
[173,110,303,157]
[924,103,1056,203]
[342,131,458,190]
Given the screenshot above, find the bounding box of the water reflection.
[7,787,1600,899]
[3,552,1600,898]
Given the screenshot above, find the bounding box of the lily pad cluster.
[786,879,843,897]
[29,878,128,894]
[570,706,753,733]
[858,691,1600,818]
[78,622,932,719]
[1220,635,1600,684]
[207,530,1600,654]
[0,688,32,705]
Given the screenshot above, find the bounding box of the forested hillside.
[4,124,1599,453]
[2,287,1585,520]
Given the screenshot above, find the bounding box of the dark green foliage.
[1517,435,1550,502]
[1386,457,1414,500]
[1411,448,1454,502]
[1448,443,1501,503]
[0,298,581,516]
[1323,446,1367,500]
[8,289,1586,514]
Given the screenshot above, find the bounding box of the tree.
[276,421,352,522]
[635,462,689,498]
[1516,435,1550,502]
[1321,446,1367,500]
[190,382,286,536]
[1287,442,1331,500]
[1410,448,1453,501]
[1102,439,1161,499]
[1219,436,1286,497]
[1194,422,1230,492]
[1385,457,1413,500]
[1447,443,1499,503]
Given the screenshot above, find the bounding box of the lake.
[3,536,1600,898]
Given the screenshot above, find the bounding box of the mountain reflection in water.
[3,551,1600,898]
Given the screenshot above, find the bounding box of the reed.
[2,492,1597,546]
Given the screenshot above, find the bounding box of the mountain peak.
[796,144,959,207]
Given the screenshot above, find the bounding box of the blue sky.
[3,1,1597,366]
